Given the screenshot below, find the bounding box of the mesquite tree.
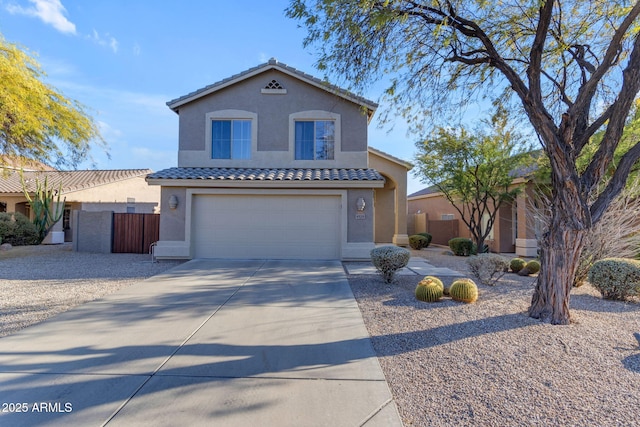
[288,0,640,324]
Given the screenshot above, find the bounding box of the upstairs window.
[294,120,335,160]
[212,119,252,159]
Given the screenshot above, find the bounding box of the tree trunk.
[529,223,585,325]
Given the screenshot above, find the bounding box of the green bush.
[510,258,527,273]
[525,260,541,274]
[370,246,411,283]
[588,258,640,301]
[448,237,474,256]
[467,254,509,286]
[409,234,429,250]
[417,232,432,247]
[0,212,40,246]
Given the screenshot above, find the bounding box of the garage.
[191,194,342,259]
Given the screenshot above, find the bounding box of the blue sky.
[0,0,428,193]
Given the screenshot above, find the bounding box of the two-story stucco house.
[147,59,411,260]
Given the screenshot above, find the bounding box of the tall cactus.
[20,172,65,243]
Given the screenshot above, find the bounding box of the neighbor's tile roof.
[408,185,439,198]
[146,167,385,182]
[0,169,152,194]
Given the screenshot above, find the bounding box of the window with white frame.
[294,120,335,160]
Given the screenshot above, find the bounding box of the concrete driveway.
[0,259,402,426]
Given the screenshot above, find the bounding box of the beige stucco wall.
[158,187,187,241]
[408,182,538,253]
[368,150,411,246]
[347,188,375,243]
[175,69,370,169]
[0,195,27,214]
[65,176,159,206]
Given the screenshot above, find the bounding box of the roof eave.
[368,147,413,170]
[166,60,378,114]
[146,178,384,189]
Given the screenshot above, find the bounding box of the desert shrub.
[510,258,527,273]
[448,237,474,256]
[525,260,541,274]
[588,258,640,301]
[531,177,640,287]
[370,246,411,283]
[417,232,432,247]
[0,212,39,246]
[449,278,479,303]
[409,234,429,250]
[467,254,509,286]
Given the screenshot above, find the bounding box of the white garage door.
[192,194,341,259]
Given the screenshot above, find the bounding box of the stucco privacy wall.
[176,69,369,169]
[72,210,113,253]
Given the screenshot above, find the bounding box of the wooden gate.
[112,213,160,253]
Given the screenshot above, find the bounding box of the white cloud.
[6,0,76,34]
[133,43,141,56]
[97,120,123,140]
[87,29,119,53]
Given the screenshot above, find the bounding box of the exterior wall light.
[168,195,179,210]
[356,197,366,212]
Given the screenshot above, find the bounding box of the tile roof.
[0,169,152,194]
[146,167,385,182]
[408,185,439,198]
[166,58,378,115]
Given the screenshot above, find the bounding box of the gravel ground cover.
[0,244,184,337]
[348,247,640,426]
[2,244,639,426]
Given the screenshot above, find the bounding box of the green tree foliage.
[0,33,103,168]
[415,108,532,253]
[288,0,640,324]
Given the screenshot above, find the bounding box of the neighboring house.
[0,168,160,242]
[146,58,411,260]
[407,178,539,256]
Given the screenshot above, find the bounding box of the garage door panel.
[192,194,341,259]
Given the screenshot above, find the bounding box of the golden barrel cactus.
[449,278,478,303]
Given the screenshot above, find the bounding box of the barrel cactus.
[418,276,444,292]
[449,278,479,303]
[415,282,443,302]
[525,260,541,274]
[510,258,526,273]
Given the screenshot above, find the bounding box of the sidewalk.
[0,259,403,426]
[343,257,464,277]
